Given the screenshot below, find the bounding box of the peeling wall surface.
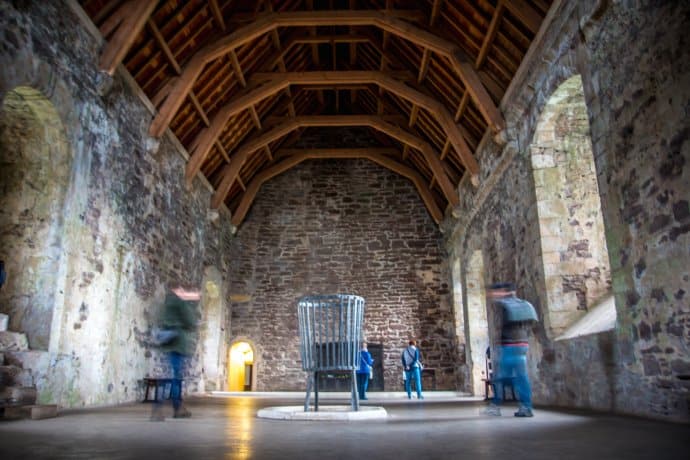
[445,1,690,421]
[229,159,456,391]
[0,1,233,408]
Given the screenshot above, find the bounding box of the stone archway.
[0,86,72,350]
[530,75,614,339]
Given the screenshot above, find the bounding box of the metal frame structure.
[297,294,365,411]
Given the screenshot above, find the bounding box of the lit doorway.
[228,342,254,391]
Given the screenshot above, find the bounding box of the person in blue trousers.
[484,282,538,417]
[401,339,423,399]
[356,342,374,400]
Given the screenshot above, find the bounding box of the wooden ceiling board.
[80,0,552,225]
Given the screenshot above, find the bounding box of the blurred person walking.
[151,284,200,421]
[484,282,538,417]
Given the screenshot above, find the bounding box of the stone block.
[2,404,58,420]
[0,331,29,351]
[531,153,557,169]
[540,236,565,253]
[0,313,8,331]
[5,350,50,371]
[537,199,568,219]
[0,386,37,405]
[1,365,34,387]
[29,404,58,419]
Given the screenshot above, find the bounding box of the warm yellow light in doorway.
[229,342,254,391]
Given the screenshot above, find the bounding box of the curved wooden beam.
[99,0,158,75]
[230,148,443,227]
[148,11,504,138]
[209,114,461,209]
[186,72,479,189]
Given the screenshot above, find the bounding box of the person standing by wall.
[356,342,374,400]
[484,282,538,417]
[401,339,424,400]
[151,284,200,421]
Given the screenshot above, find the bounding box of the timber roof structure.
[79,0,553,226]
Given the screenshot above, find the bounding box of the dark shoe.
[417,395,424,400]
[514,406,533,417]
[173,408,192,418]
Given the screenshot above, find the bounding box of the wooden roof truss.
[80,0,552,226]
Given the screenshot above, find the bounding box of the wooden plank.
[249,105,262,129]
[503,0,542,35]
[429,0,444,26]
[189,91,210,127]
[99,0,158,75]
[236,70,479,179]
[418,49,431,83]
[148,10,504,138]
[147,19,181,74]
[229,50,247,87]
[209,0,226,31]
[184,79,290,184]
[476,0,504,69]
[229,148,443,225]
[211,114,460,208]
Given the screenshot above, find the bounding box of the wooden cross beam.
[147,10,505,138]
[230,148,443,226]
[99,0,158,75]
[183,71,479,188]
[209,114,461,210]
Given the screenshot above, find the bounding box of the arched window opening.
[0,86,71,350]
[530,75,615,340]
[228,341,255,391]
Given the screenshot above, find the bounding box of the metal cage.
[297,294,365,411]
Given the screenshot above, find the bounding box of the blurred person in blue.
[150,284,200,421]
[401,339,424,400]
[484,282,538,417]
[356,342,374,400]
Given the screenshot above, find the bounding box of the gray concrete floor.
[0,394,688,459]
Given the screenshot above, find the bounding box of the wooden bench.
[142,378,182,402]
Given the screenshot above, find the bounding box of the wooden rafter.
[230,148,443,226]
[209,0,226,31]
[183,71,478,187]
[99,0,158,75]
[476,0,505,69]
[209,114,460,209]
[502,0,542,35]
[147,10,505,138]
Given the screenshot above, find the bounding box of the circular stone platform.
[257,405,388,421]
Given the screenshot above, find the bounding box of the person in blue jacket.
[356,342,374,400]
[401,339,424,400]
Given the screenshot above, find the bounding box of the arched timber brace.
[98,0,158,75]
[206,114,460,210]
[148,10,504,138]
[184,71,479,187]
[229,148,444,227]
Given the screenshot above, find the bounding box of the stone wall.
[445,1,690,421]
[0,0,232,407]
[229,158,456,391]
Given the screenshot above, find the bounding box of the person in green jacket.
[151,285,199,421]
